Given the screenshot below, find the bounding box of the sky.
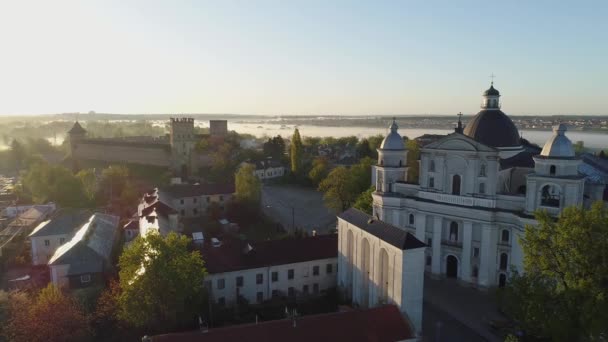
[0,1,606,116]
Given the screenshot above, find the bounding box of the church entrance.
[446,255,458,278]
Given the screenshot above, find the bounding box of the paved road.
[422,301,487,342]
[261,184,336,234]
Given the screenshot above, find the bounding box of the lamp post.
[265,204,296,233]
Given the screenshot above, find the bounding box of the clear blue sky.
[0,0,606,115]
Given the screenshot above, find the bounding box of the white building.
[371,83,608,288]
[202,235,338,306]
[241,159,286,181]
[138,190,180,237]
[158,183,234,218]
[337,208,426,335]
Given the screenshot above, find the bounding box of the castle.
[68,118,227,177]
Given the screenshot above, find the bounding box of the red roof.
[201,234,338,274]
[151,305,414,342]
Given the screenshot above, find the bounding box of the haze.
[0,1,606,116]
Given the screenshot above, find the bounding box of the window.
[541,184,561,207]
[473,247,480,258]
[217,278,225,290]
[449,222,458,241]
[44,240,50,246]
[180,209,185,216]
[180,199,184,205]
[326,263,333,274]
[429,177,435,188]
[272,290,279,298]
[500,253,508,270]
[218,297,225,306]
[427,238,432,246]
[236,276,244,287]
[409,214,415,225]
[193,208,198,215]
[479,182,485,194]
[472,266,479,278]
[426,256,432,266]
[479,163,486,177]
[429,160,435,172]
[80,274,91,283]
[549,165,556,175]
[256,291,264,303]
[288,287,295,297]
[452,175,461,195]
[256,273,263,285]
[501,230,510,243]
[59,237,65,244]
[288,269,294,280]
[271,271,278,282]
[303,285,309,294]
[313,283,319,294]
[313,266,319,276]
[193,198,197,203]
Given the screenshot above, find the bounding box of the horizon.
[0,1,607,116]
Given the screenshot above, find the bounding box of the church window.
[452,175,461,195]
[399,160,402,167]
[500,253,508,270]
[479,163,486,177]
[501,230,510,243]
[429,177,435,188]
[473,247,479,258]
[429,160,435,172]
[479,182,485,194]
[409,214,415,225]
[449,222,458,242]
[541,184,560,207]
[426,256,432,266]
[549,165,556,175]
[472,266,479,278]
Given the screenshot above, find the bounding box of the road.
[261,184,336,234]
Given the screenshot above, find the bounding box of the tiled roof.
[160,183,235,198]
[29,209,92,238]
[150,305,414,342]
[201,234,338,274]
[338,208,426,250]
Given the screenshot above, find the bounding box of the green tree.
[76,168,97,202]
[356,138,372,159]
[308,157,330,187]
[573,140,586,155]
[20,160,87,207]
[235,163,262,204]
[318,166,356,212]
[98,165,130,203]
[406,139,420,183]
[367,134,384,159]
[290,128,303,174]
[353,186,375,215]
[263,135,286,160]
[118,232,207,332]
[9,139,25,171]
[500,202,608,341]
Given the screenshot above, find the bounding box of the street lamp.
[265,204,296,233]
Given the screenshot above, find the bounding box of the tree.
[500,202,608,340]
[308,157,330,187]
[263,135,285,160]
[318,166,356,212]
[9,139,25,171]
[76,168,97,202]
[573,140,586,155]
[118,232,207,332]
[356,138,372,159]
[290,128,303,174]
[98,165,130,203]
[4,284,91,342]
[235,163,261,204]
[406,139,420,183]
[20,160,88,207]
[91,281,135,342]
[353,186,375,215]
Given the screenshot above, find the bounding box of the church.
[369,83,608,288]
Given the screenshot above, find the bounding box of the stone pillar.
[415,213,426,241]
[479,223,497,287]
[432,216,442,275]
[461,221,473,283]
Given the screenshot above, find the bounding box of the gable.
[423,133,497,153]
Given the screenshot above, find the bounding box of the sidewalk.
[423,276,505,342]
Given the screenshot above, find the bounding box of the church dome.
[380,118,404,150]
[463,109,521,147]
[540,124,575,158]
[483,84,500,96]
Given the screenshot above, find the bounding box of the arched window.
[501,230,510,243]
[409,214,415,225]
[549,165,556,175]
[499,273,507,288]
[479,182,485,194]
[472,266,479,278]
[452,175,461,195]
[479,163,486,177]
[429,160,435,172]
[500,253,508,270]
[426,255,432,266]
[541,184,560,207]
[429,177,435,188]
[449,222,458,242]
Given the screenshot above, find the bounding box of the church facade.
[372,84,607,288]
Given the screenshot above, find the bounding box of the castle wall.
[73,141,171,167]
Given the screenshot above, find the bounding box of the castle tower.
[67,122,87,171]
[170,118,196,178]
[526,124,584,214]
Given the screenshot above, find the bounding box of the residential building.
[201,235,338,306]
[48,213,119,289]
[158,183,235,218]
[0,205,55,256]
[138,189,179,236]
[241,158,286,180]
[2,202,56,219]
[28,209,91,265]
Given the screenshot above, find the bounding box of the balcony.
[418,191,496,208]
[442,239,462,248]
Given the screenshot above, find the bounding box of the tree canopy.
[353,186,375,215]
[318,157,373,212]
[263,135,286,160]
[500,202,608,341]
[406,139,420,183]
[117,232,207,332]
[290,128,303,175]
[235,163,262,204]
[308,157,330,187]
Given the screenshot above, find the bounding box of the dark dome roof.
[463,109,521,147]
[483,84,500,96]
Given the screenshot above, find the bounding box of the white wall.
[31,234,70,265]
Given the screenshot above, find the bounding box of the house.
[0,205,55,256]
[48,213,120,289]
[201,235,338,306]
[2,202,56,219]
[123,219,140,242]
[241,158,286,181]
[137,189,180,236]
[148,305,416,342]
[28,209,91,265]
[158,183,235,218]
